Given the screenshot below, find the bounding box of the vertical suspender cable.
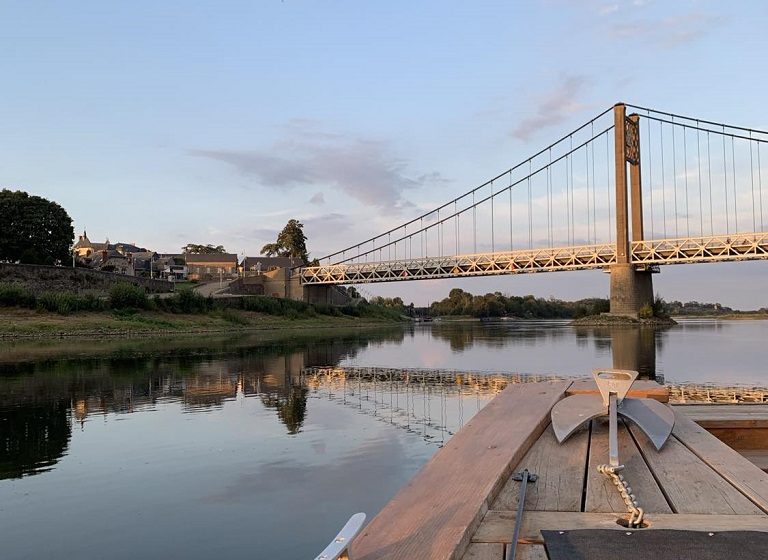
[731,136,738,233]
[660,121,668,238]
[723,127,730,234]
[586,139,591,243]
[672,120,679,238]
[566,153,571,244]
[455,201,459,255]
[646,113,654,238]
[491,180,495,253]
[548,148,553,247]
[570,134,576,243]
[591,123,597,243]
[683,127,690,237]
[707,132,714,235]
[697,123,703,236]
[438,210,443,257]
[472,192,477,253]
[606,131,612,242]
[750,134,756,233]
[509,170,514,251]
[758,142,764,231]
[528,160,533,249]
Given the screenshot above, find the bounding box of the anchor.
[551,369,675,527]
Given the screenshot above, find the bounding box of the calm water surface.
[1,319,766,559]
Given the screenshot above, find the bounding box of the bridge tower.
[610,103,654,317]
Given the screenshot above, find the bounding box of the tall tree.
[260,219,310,262]
[0,189,74,265]
[182,244,227,254]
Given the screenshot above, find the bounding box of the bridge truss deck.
[299,232,768,285]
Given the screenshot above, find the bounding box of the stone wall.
[229,267,351,306]
[0,263,173,295]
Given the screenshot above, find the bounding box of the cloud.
[598,3,620,15]
[511,75,590,141]
[309,192,325,205]
[189,123,446,212]
[611,12,722,48]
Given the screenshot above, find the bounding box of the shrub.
[0,283,36,308]
[109,283,149,310]
[241,296,282,315]
[284,308,301,320]
[222,308,249,325]
[37,292,102,315]
[172,288,210,314]
[652,295,669,318]
[638,303,654,319]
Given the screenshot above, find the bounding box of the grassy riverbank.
[0,308,404,338]
[0,282,404,339]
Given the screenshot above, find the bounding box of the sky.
[2,0,768,308]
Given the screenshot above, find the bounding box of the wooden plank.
[349,382,572,560]
[515,545,547,559]
[741,450,768,471]
[462,543,503,560]
[628,419,763,514]
[473,511,768,544]
[585,419,672,514]
[567,379,668,403]
[675,404,768,421]
[673,411,768,513]
[491,423,588,512]
[706,428,768,450]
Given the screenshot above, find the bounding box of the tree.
[260,219,310,263]
[183,243,227,254]
[0,189,74,265]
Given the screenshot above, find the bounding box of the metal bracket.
[512,472,538,483]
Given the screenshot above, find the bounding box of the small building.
[89,249,134,275]
[161,263,188,281]
[240,256,300,276]
[185,253,239,281]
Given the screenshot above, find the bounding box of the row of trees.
[429,288,610,319]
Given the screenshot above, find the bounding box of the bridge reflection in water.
[3,325,768,480]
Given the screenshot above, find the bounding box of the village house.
[185,253,239,281]
[72,231,154,276]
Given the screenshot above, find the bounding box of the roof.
[241,256,299,270]
[184,253,239,264]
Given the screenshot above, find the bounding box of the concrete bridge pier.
[609,264,654,317]
[610,103,654,318]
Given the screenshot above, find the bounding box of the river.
[0,319,766,559]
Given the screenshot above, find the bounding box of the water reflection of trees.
[260,387,308,435]
[1,400,71,480]
[0,328,405,479]
[429,321,570,352]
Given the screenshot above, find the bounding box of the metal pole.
[505,469,537,560]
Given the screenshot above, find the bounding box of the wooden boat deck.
[350,382,768,560]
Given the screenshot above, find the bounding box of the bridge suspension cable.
[302,103,768,285]
[312,107,616,266]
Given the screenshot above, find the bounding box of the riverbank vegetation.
[0,282,403,337]
[664,300,768,318]
[428,288,610,319]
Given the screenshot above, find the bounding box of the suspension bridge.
[299,103,768,316]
